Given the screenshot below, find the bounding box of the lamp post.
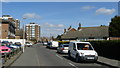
[0,21,2,39]
[21,18,27,52]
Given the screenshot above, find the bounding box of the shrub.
[87,40,120,60]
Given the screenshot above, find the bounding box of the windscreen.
[77,43,93,50]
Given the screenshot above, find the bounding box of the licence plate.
[87,57,94,59]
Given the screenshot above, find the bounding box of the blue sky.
[2,2,118,37]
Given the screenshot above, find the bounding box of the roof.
[61,26,109,39]
[69,28,76,31]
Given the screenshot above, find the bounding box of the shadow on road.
[62,55,95,64]
[62,56,118,68]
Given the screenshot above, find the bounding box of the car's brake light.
[61,48,64,50]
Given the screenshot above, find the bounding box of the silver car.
[57,44,69,54]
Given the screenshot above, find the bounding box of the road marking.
[68,62,78,68]
[56,54,63,60]
[35,51,41,66]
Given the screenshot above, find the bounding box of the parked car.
[14,42,21,46]
[0,44,11,54]
[46,42,52,48]
[10,44,20,49]
[68,41,98,62]
[49,41,59,49]
[43,42,48,46]
[2,41,9,45]
[57,44,69,54]
[25,42,33,47]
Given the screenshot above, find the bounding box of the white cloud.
[45,28,63,31]
[54,29,63,31]
[0,0,9,2]
[96,8,116,15]
[45,29,51,31]
[43,22,65,28]
[56,24,64,27]
[42,23,64,37]
[81,6,95,10]
[22,13,42,19]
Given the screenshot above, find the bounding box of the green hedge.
[87,40,120,60]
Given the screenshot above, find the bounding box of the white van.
[68,41,98,62]
[49,41,59,49]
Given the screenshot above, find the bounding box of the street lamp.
[0,27,1,39]
[21,18,27,52]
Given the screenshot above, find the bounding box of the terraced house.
[59,23,109,41]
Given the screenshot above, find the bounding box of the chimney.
[64,29,66,33]
[77,23,81,30]
[68,26,72,30]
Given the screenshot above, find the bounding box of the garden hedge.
[87,40,120,60]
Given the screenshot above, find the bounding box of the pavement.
[2,51,22,68]
[4,44,120,68]
[97,56,119,68]
[10,47,40,66]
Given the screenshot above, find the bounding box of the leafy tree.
[109,16,120,37]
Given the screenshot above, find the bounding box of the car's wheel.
[76,55,80,63]
[68,51,71,59]
[57,50,59,53]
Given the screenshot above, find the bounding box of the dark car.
[2,41,9,45]
[14,42,21,46]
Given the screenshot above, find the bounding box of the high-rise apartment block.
[25,23,40,41]
[0,15,21,39]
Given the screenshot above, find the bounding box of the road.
[10,44,110,68]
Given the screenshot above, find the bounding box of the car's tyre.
[57,50,59,53]
[94,60,98,63]
[75,55,80,63]
[68,51,71,59]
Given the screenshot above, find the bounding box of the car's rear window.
[63,45,69,47]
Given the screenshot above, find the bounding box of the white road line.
[56,54,63,60]
[35,51,41,66]
[68,62,78,68]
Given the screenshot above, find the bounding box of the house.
[59,24,109,41]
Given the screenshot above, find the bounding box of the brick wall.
[2,24,9,39]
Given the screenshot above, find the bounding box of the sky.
[0,0,120,2]
[1,1,119,37]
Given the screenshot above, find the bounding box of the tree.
[109,16,120,37]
